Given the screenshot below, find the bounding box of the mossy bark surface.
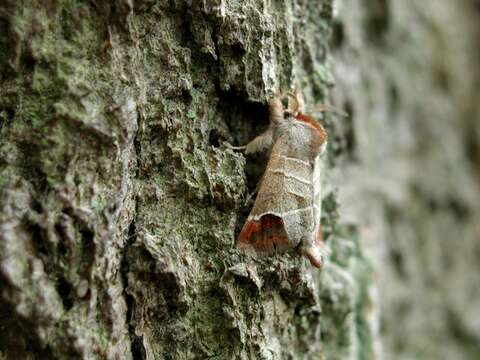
[0,1,373,359]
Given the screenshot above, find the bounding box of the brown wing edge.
[303,224,330,268]
[237,214,290,255]
[295,113,327,143]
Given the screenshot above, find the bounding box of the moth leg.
[244,171,265,205]
[244,131,273,154]
[244,189,257,206]
[223,129,273,154]
[302,225,330,268]
[224,142,247,151]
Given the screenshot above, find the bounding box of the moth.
[235,89,331,268]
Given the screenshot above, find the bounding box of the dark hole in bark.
[0,19,9,63]
[331,100,357,161]
[157,271,182,313]
[131,336,147,360]
[231,42,246,57]
[217,89,270,236]
[20,52,36,73]
[388,83,399,113]
[60,8,74,41]
[56,276,74,310]
[210,184,228,212]
[134,0,156,13]
[55,222,69,258]
[31,198,43,213]
[0,105,15,129]
[330,20,345,49]
[29,222,49,257]
[99,292,114,332]
[127,218,137,245]
[446,198,470,220]
[208,128,225,147]
[121,228,147,360]
[343,101,357,159]
[244,150,269,197]
[434,65,450,92]
[218,89,269,147]
[364,0,390,45]
[464,123,480,179]
[181,88,192,102]
[80,227,95,278]
[16,142,49,193]
[389,248,406,279]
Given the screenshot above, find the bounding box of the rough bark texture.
[2,0,479,360]
[332,0,480,359]
[0,1,374,359]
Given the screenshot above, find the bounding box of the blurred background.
[331,0,480,358]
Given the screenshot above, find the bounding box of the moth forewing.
[312,154,322,224]
[300,151,330,268]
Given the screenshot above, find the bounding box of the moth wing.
[237,213,290,255]
[237,141,314,255]
[302,154,330,268]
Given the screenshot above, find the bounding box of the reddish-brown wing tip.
[237,214,290,254]
[295,113,327,143]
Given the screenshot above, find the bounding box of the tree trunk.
[1,0,479,360]
[0,1,374,359]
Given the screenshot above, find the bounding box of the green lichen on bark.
[0,0,375,359]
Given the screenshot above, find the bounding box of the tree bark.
[3,0,479,359]
[332,0,480,359]
[0,1,375,359]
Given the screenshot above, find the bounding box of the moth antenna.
[286,93,297,115]
[286,90,305,115]
[308,105,349,117]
